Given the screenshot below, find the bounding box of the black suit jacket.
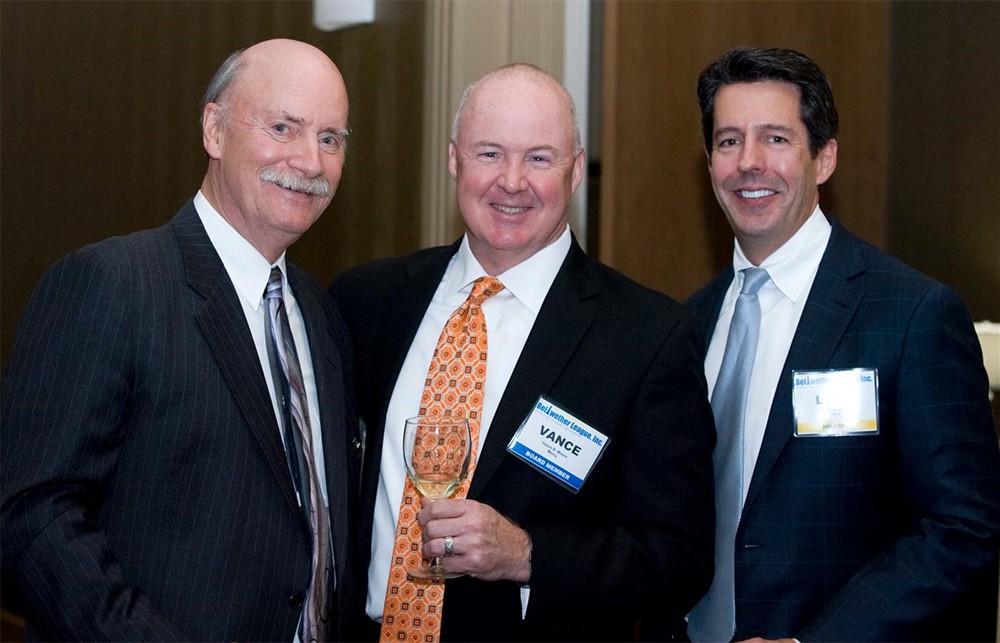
[686,220,1000,641]
[330,238,716,642]
[1,201,361,641]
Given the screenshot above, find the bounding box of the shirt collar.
[194,190,287,310]
[733,206,832,303]
[445,225,572,315]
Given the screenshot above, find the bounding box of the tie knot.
[740,267,770,296]
[468,276,505,305]
[265,266,284,301]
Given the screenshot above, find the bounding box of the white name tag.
[792,368,879,437]
[507,396,610,493]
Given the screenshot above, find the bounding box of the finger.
[419,514,468,541]
[418,497,467,521]
[421,535,458,560]
[417,504,470,532]
[436,551,468,575]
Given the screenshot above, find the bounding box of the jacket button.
[288,592,304,608]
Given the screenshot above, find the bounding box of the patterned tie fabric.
[381,276,505,643]
[688,267,770,643]
[264,267,331,643]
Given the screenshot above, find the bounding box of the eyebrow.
[471,140,558,153]
[714,123,797,137]
[273,111,348,137]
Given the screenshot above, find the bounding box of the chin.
[274,211,324,235]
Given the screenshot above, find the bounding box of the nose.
[288,136,323,178]
[737,139,764,174]
[500,159,527,192]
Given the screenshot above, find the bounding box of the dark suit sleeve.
[525,312,717,625]
[1,248,186,641]
[802,284,1000,640]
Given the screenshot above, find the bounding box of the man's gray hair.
[450,63,582,151]
[199,48,247,130]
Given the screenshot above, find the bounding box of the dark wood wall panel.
[887,1,1000,321]
[600,0,888,301]
[0,0,426,368]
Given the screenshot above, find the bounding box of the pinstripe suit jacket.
[1,201,361,641]
[686,220,1000,641]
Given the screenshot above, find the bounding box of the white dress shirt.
[366,226,572,621]
[704,207,831,503]
[195,192,332,641]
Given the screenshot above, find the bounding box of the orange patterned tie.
[381,276,505,643]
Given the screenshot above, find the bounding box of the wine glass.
[402,416,472,582]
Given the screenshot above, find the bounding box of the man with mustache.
[2,39,360,641]
[686,46,1000,642]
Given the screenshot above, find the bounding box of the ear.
[815,138,838,185]
[202,103,224,160]
[448,142,458,181]
[570,148,586,194]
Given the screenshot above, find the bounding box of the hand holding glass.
[402,416,472,581]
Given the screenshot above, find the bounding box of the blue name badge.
[506,396,610,494]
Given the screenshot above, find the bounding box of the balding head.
[451,63,581,151]
[199,39,350,263]
[202,39,348,142]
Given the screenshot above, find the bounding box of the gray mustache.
[259,168,331,198]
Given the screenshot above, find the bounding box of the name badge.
[792,368,879,437]
[507,396,610,493]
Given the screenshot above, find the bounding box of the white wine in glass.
[402,416,472,582]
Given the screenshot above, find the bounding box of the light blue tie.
[264,267,331,643]
[688,267,770,642]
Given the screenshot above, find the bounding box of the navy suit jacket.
[1,201,361,641]
[330,238,716,641]
[686,220,1000,641]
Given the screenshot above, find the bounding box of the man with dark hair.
[686,46,1000,642]
[332,63,715,642]
[2,39,360,641]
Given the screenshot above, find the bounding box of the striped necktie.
[264,266,332,643]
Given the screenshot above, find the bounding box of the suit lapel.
[173,204,301,517]
[743,223,867,510]
[686,269,735,359]
[469,240,599,497]
[359,245,459,523]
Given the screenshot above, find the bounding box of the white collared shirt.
[704,207,831,503]
[194,192,330,504]
[195,192,332,641]
[366,226,572,621]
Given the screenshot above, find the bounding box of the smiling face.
[708,81,837,264]
[201,39,349,263]
[449,67,585,276]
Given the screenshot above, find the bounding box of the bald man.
[2,39,360,641]
[331,63,715,642]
